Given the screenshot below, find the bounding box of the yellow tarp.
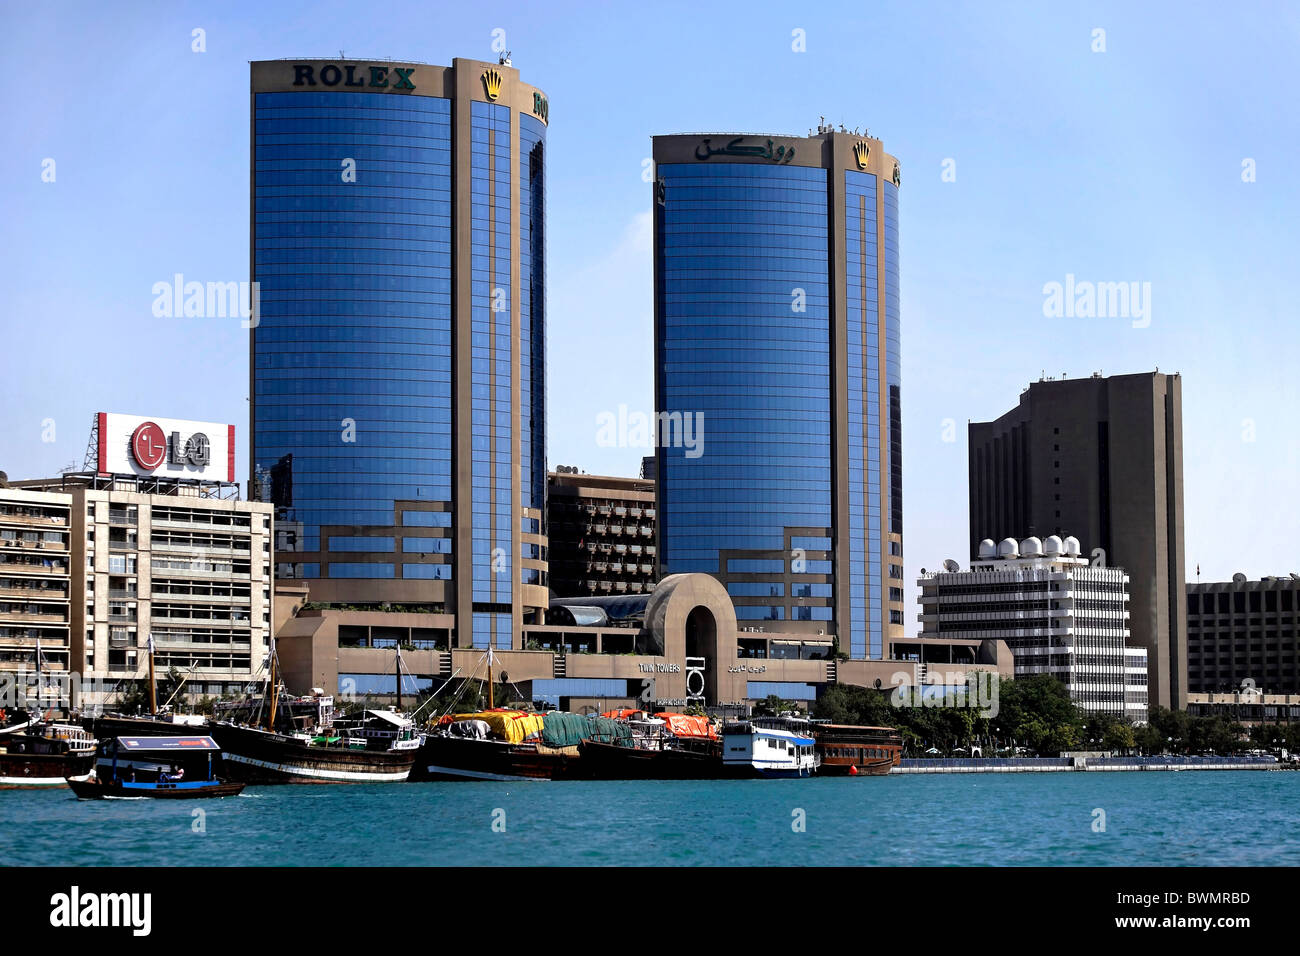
[445,710,545,744]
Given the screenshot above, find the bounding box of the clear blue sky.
[2,1,1297,617]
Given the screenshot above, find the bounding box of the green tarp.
[541,712,634,748]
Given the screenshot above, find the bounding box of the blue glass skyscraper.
[653,130,903,660]
[250,58,549,647]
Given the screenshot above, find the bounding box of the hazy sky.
[2,1,1297,619]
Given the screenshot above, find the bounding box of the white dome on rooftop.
[1020,536,1042,555]
[1043,534,1064,554]
[1063,535,1081,556]
[978,538,997,558]
[997,537,1019,557]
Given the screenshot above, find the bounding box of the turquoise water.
[3,772,1297,866]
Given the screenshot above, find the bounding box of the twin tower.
[249,58,903,659]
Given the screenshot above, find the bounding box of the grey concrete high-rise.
[967,371,1186,709]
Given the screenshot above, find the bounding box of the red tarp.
[656,712,718,739]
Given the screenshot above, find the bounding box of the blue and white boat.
[722,716,820,778]
[67,736,244,799]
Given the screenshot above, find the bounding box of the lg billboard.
[96,412,235,482]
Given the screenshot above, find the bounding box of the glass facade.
[470,101,512,647]
[519,114,547,584]
[253,70,548,643]
[884,180,902,540]
[253,90,453,576]
[654,141,900,661]
[656,162,832,598]
[845,170,880,659]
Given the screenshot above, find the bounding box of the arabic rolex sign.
[695,136,797,164]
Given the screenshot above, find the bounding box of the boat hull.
[814,724,903,777]
[67,778,244,799]
[412,735,572,782]
[207,723,415,784]
[721,763,817,779]
[570,739,722,780]
[0,752,96,789]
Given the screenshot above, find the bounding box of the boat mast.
[487,648,493,710]
[266,639,279,732]
[147,632,157,717]
[33,635,41,716]
[395,644,401,713]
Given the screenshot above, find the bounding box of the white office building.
[918,534,1147,723]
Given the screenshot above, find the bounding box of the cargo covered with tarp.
[587,715,634,748]
[438,710,544,744]
[541,712,635,748]
[657,713,718,739]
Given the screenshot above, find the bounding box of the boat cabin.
[98,735,222,785]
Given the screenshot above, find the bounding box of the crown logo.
[853,141,870,169]
[482,68,503,101]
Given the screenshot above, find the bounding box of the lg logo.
[129,422,211,472]
[130,422,167,470]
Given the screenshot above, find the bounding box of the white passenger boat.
[722,716,820,778]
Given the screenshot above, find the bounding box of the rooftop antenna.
[339,50,345,59]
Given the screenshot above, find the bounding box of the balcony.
[0,609,69,623]
[0,586,67,600]
[0,512,68,528]
[152,540,250,557]
[1,538,67,552]
[0,560,68,575]
[152,517,252,533]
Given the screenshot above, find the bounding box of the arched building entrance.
[644,574,737,705]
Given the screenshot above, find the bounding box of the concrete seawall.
[892,757,1282,774]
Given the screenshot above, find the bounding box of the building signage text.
[292,64,415,91]
[695,137,796,164]
[638,662,680,673]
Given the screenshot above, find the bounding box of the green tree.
[1102,723,1136,753]
[116,666,187,715]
